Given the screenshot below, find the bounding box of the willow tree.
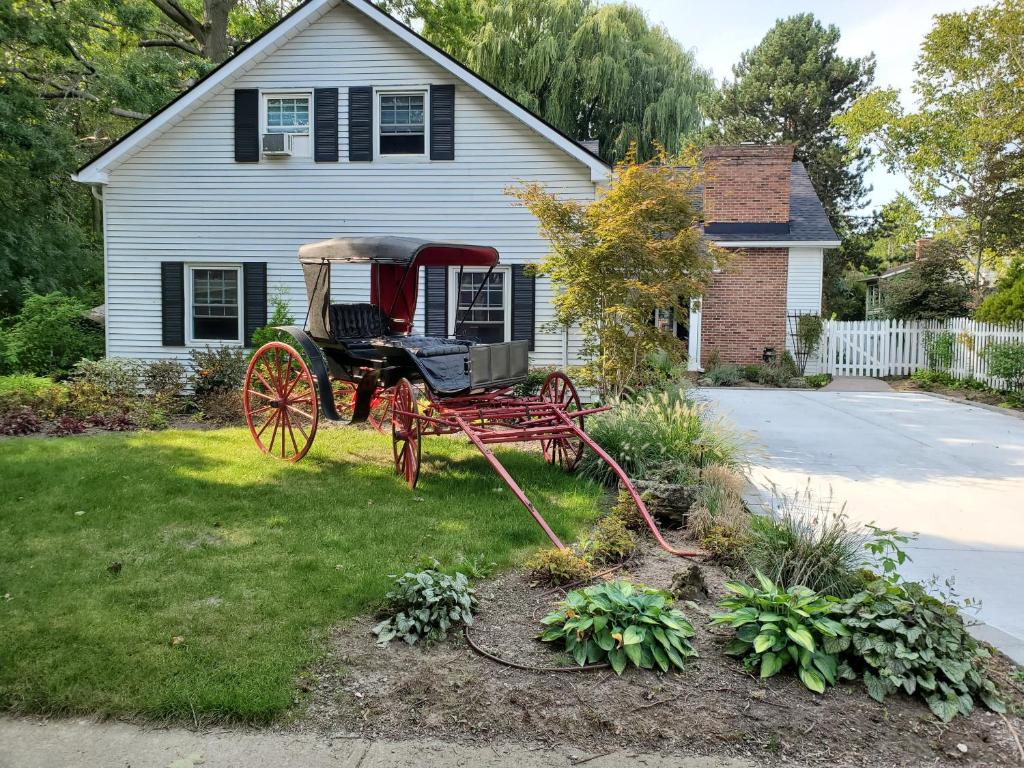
[511,148,719,395]
[387,0,712,162]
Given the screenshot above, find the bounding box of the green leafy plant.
[143,359,186,398]
[740,364,762,382]
[710,572,849,693]
[0,374,68,419]
[756,363,792,387]
[704,364,743,386]
[923,330,956,372]
[911,368,954,388]
[2,293,104,377]
[539,580,697,674]
[249,288,296,351]
[371,565,478,647]
[583,514,638,565]
[803,373,831,389]
[0,405,44,436]
[525,546,593,586]
[792,314,824,374]
[72,357,143,398]
[984,341,1024,390]
[833,577,1005,721]
[189,346,248,396]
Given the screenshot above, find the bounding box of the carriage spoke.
[246,388,275,402]
[285,404,313,421]
[256,409,277,438]
[283,409,299,455]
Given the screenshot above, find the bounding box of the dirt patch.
[302,534,1024,767]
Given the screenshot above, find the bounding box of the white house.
[73,0,837,372]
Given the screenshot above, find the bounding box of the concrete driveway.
[703,387,1024,663]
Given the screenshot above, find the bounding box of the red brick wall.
[701,248,788,366]
[702,145,794,225]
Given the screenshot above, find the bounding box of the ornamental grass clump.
[525,546,593,587]
[833,576,1005,721]
[372,565,477,647]
[710,572,849,693]
[578,386,745,486]
[539,580,697,674]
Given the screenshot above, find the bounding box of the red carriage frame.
[243,236,693,557]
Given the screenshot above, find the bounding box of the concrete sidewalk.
[0,717,754,768]
[705,388,1024,663]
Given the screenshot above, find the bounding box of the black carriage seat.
[329,303,391,342]
[379,335,471,357]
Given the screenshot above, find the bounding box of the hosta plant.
[710,572,848,693]
[372,565,477,647]
[539,580,697,674]
[833,577,1005,721]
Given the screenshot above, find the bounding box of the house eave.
[711,240,841,248]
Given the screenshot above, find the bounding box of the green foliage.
[743,488,872,598]
[582,515,638,565]
[526,546,594,587]
[705,13,875,219]
[792,314,824,375]
[710,573,849,693]
[911,368,955,388]
[513,366,557,397]
[189,346,248,396]
[834,577,1005,721]
[976,261,1024,323]
[923,331,956,371]
[511,148,719,397]
[248,288,295,350]
[401,0,712,163]
[740,364,762,382]
[881,243,971,320]
[756,362,793,388]
[3,293,104,376]
[0,374,68,418]
[372,565,478,647]
[804,373,831,389]
[984,341,1024,390]
[688,474,750,566]
[72,358,143,398]
[704,364,742,386]
[143,359,186,401]
[577,386,744,486]
[539,580,697,674]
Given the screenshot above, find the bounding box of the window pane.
[265,96,310,134]
[455,272,504,343]
[379,93,425,154]
[192,268,239,341]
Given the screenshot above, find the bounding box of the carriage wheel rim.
[244,342,318,462]
[540,371,584,471]
[369,388,394,434]
[391,379,421,488]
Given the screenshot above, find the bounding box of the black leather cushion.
[329,303,391,340]
[379,335,471,358]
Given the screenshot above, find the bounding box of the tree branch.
[8,69,150,120]
[148,0,206,45]
[139,38,202,55]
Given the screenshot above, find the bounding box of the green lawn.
[0,426,602,721]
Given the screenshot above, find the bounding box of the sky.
[632,0,975,213]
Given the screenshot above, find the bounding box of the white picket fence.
[818,318,1024,387]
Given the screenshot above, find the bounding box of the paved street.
[704,387,1024,662]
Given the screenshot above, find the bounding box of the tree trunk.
[202,0,235,63]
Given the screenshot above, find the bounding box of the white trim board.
[712,240,840,248]
[73,0,610,185]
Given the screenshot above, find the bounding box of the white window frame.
[447,266,511,342]
[185,264,244,346]
[261,90,312,136]
[374,86,430,161]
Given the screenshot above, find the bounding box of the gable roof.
[701,162,840,247]
[73,0,610,184]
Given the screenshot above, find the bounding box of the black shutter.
[348,86,373,161]
[511,265,535,351]
[430,84,455,161]
[161,262,185,346]
[313,88,339,162]
[234,89,259,162]
[423,267,448,337]
[243,263,268,346]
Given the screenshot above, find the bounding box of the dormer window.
[377,90,427,156]
[262,91,312,157]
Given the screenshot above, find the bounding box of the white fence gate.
[818,318,1024,387]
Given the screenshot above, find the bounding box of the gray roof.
[701,162,840,245]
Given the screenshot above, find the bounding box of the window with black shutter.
[234,89,259,162]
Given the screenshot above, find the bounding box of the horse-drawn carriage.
[243,236,687,555]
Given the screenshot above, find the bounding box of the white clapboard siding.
[785,247,824,374]
[102,0,595,366]
[818,318,1024,386]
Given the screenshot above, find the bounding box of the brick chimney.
[702,144,795,233]
[914,238,933,261]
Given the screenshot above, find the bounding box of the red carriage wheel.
[391,378,421,489]
[368,386,393,433]
[244,342,319,462]
[539,371,584,471]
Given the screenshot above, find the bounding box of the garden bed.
[889,376,1024,413]
[303,535,1024,767]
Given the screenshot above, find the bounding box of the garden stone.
[629,480,698,528]
[670,565,709,601]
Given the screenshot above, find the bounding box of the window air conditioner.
[262,133,293,156]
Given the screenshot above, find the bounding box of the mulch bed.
[301,533,1024,767]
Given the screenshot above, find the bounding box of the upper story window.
[379,91,426,155]
[450,268,509,344]
[189,266,242,343]
[265,95,309,135]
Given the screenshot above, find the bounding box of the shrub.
[804,373,831,389]
[833,577,1005,721]
[526,547,593,586]
[513,366,557,397]
[757,363,792,388]
[710,572,849,693]
[984,341,1024,390]
[0,374,68,418]
[911,368,954,388]
[194,389,244,425]
[923,331,956,371]
[704,364,742,386]
[72,358,143,398]
[144,359,187,398]
[578,386,745,486]
[189,346,248,396]
[744,488,870,598]
[583,515,638,565]
[539,580,697,674]
[372,565,477,646]
[0,406,43,436]
[609,488,647,531]
[2,293,104,376]
[249,288,296,351]
[48,415,87,436]
[792,315,824,374]
[740,364,762,382]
